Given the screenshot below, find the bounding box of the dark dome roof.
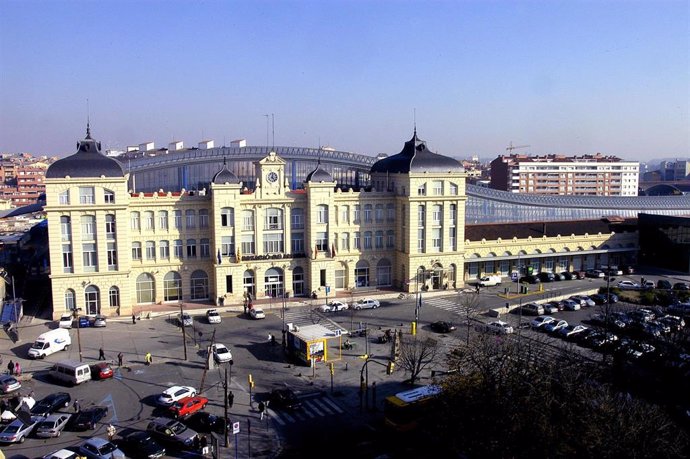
[212,159,240,184]
[305,160,333,183]
[370,131,464,174]
[46,127,124,179]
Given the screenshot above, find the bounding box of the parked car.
[570,295,595,307]
[206,309,221,324]
[42,449,79,459]
[93,315,107,327]
[585,331,620,350]
[617,280,640,290]
[90,362,114,380]
[352,298,380,310]
[531,316,556,329]
[168,396,209,419]
[572,271,587,279]
[480,321,514,334]
[561,272,574,280]
[520,303,544,316]
[615,339,656,360]
[58,314,73,329]
[541,302,560,314]
[249,308,266,319]
[177,313,193,327]
[537,272,555,283]
[318,301,348,313]
[31,392,72,417]
[545,300,564,312]
[586,269,605,278]
[657,279,672,290]
[158,386,197,406]
[269,388,303,410]
[558,324,589,340]
[0,375,21,394]
[622,265,635,274]
[562,300,581,311]
[553,273,566,281]
[78,316,91,328]
[69,406,108,430]
[146,417,198,449]
[34,414,71,438]
[430,321,456,333]
[0,418,38,443]
[519,275,540,284]
[78,437,126,459]
[544,320,568,334]
[658,315,685,332]
[674,282,690,291]
[590,313,626,330]
[119,430,166,459]
[642,280,656,289]
[183,412,226,435]
[211,344,233,364]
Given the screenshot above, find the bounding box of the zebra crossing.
[268,394,345,426]
[280,305,346,334]
[421,295,474,317]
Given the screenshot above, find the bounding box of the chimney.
[198,140,215,150]
[168,141,184,151]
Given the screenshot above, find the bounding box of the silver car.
[79,437,126,459]
[146,417,198,448]
[0,418,38,443]
[35,413,71,438]
[0,374,21,394]
[351,298,380,310]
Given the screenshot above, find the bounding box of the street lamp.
[414,267,428,324]
[72,307,83,362]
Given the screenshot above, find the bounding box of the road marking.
[318,397,344,414]
[98,394,118,423]
[270,411,286,426]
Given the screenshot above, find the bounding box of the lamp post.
[179,302,187,361]
[72,307,83,362]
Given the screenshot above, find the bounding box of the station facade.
[45,128,638,319]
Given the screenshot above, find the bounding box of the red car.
[90,362,114,380]
[168,396,208,419]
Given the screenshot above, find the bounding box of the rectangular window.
[432,228,442,251]
[199,210,209,228]
[62,244,73,273]
[61,217,72,241]
[158,211,169,230]
[340,232,349,251]
[222,236,234,256]
[340,206,349,224]
[317,205,328,224]
[375,231,383,249]
[364,205,372,222]
[83,243,97,271]
[449,227,456,251]
[375,205,384,222]
[159,240,170,259]
[108,242,117,271]
[353,232,361,250]
[353,205,361,223]
[131,212,140,231]
[433,180,443,195]
[200,238,210,258]
[146,241,156,260]
[265,209,282,230]
[105,215,116,240]
[450,183,458,195]
[81,216,96,241]
[291,209,304,229]
[291,233,304,254]
[226,275,233,294]
[449,204,457,225]
[59,191,69,205]
[104,190,115,204]
[173,211,182,229]
[320,269,327,287]
[316,232,328,251]
[186,239,197,258]
[243,211,254,231]
[186,210,196,229]
[335,269,345,289]
[418,228,425,252]
[79,186,95,204]
[132,242,142,260]
[387,204,395,221]
[364,231,372,249]
[386,230,395,248]
[263,233,284,253]
[144,211,155,231]
[221,208,235,227]
[432,205,442,225]
[241,235,255,255]
[173,240,183,259]
[417,184,426,196]
[418,206,425,227]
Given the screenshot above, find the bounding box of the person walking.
[117,352,123,367]
[73,400,80,413]
[228,390,234,409]
[132,313,136,325]
[258,401,265,420]
[7,359,13,375]
[106,424,116,442]
[145,352,152,365]
[14,361,20,377]
[99,347,105,361]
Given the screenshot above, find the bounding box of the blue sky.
[1,0,688,161]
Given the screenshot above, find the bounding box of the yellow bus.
[383,385,442,431]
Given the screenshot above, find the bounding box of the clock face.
[267,171,279,183]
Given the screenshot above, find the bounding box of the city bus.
[383,385,442,432]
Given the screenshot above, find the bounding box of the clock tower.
[256,151,287,197]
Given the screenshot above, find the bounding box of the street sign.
[232,421,240,434]
[325,285,331,294]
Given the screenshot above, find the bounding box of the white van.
[50,360,91,386]
[28,328,71,359]
[478,275,502,287]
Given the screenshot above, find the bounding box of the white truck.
[478,275,502,287]
[28,328,71,359]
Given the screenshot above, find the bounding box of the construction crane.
[506,141,530,153]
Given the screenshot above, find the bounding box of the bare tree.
[458,291,483,345]
[398,334,441,384]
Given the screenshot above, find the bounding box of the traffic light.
[386,361,395,375]
[329,362,334,376]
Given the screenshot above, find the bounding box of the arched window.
[84,285,100,315]
[355,260,370,287]
[222,207,235,227]
[136,273,155,303]
[191,270,209,300]
[316,205,328,224]
[243,270,256,299]
[164,271,182,302]
[109,286,120,309]
[376,259,392,287]
[264,268,284,297]
[64,289,75,312]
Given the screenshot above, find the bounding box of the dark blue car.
[78,316,91,328]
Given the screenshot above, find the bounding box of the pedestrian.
[476,284,480,294]
[200,435,207,450]
[271,334,276,347]
[258,401,265,420]
[106,424,116,442]
[14,361,20,377]
[99,347,105,361]
[117,352,123,367]
[193,435,200,450]
[243,299,248,315]
[73,400,80,413]
[145,352,152,365]
[132,313,136,325]
[228,390,234,408]
[7,359,13,375]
